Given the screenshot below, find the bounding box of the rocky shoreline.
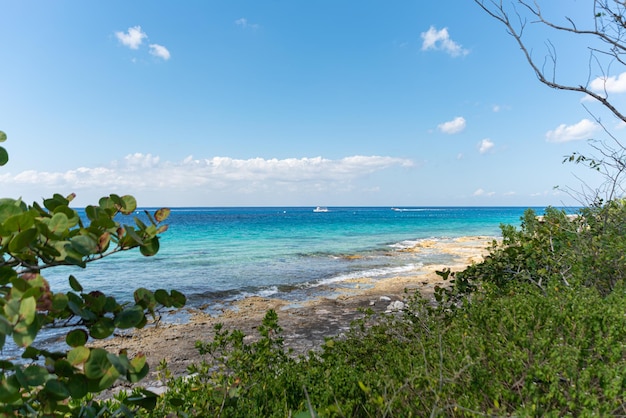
[92,236,495,394]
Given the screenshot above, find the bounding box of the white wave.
[311,263,424,287]
[389,237,448,250]
[238,285,280,299]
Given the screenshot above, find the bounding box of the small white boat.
[313,206,329,212]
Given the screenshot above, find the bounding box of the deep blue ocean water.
[44,206,551,313]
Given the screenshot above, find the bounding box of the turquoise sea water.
[44,206,550,313]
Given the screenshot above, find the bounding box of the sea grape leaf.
[120,195,137,215]
[70,234,98,256]
[84,348,110,379]
[90,318,115,339]
[21,364,49,387]
[67,374,88,399]
[66,329,89,347]
[67,346,90,366]
[140,237,159,256]
[8,228,38,252]
[114,306,144,329]
[0,147,8,166]
[154,208,170,223]
[44,378,70,400]
[170,290,186,308]
[68,275,83,292]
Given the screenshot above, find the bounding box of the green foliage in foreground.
[143,286,626,417]
[0,190,185,416]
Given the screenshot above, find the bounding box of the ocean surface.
[44,206,547,314]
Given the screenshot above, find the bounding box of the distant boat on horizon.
[313,206,329,213]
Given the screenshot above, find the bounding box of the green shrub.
[0,130,186,416]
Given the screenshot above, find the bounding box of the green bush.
[0,131,186,416]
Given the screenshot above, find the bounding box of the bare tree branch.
[474,0,626,123]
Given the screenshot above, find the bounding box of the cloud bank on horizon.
[0,154,414,206]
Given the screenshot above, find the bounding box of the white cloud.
[115,26,147,50]
[590,72,626,94]
[420,26,469,57]
[437,116,466,134]
[478,138,494,154]
[473,188,495,197]
[545,118,599,143]
[235,18,260,30]
[3,154,413,192]
[149,44,171,60]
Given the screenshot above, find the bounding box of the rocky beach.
[92,236,494,394]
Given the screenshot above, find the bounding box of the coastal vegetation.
[0,131,186,416]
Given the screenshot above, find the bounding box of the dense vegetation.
[98,202,626,417]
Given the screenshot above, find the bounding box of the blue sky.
[0,1,621,207]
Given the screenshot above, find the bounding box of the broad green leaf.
[21,365,49,387]
[66,329,89,347]
[0,202,22,224]
[67,374,88,399]
[12,317,39,347]
[43,193,70,212]
[18,296,36,325]
[97,232,111,253]
[114,306,144,329]
[51,293,68,311]
[8,228,38,252]
[84,348,110,379]
[44,378,70,400]
[0,374,21,403]
[107,352,130,375]
[127,354,149,383]
[120,195,137,215]
[53,359,74,377]
[0,266,18,285]
[154,289,171,306]
[170,290,186,308]
[134,288,156,310]
[98,364,121,391]
[123,226,144,246]
[0,315,13,336]
[0,147,7,166]
[47,212,69,236]
[69,275,83,292]
[140,237,160,256]
[70,234,98,256]
[154,208,170,223]
[4,211,35,233]
[89,317,115,339]
[67,346,90,366]
[98,196,115,212]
